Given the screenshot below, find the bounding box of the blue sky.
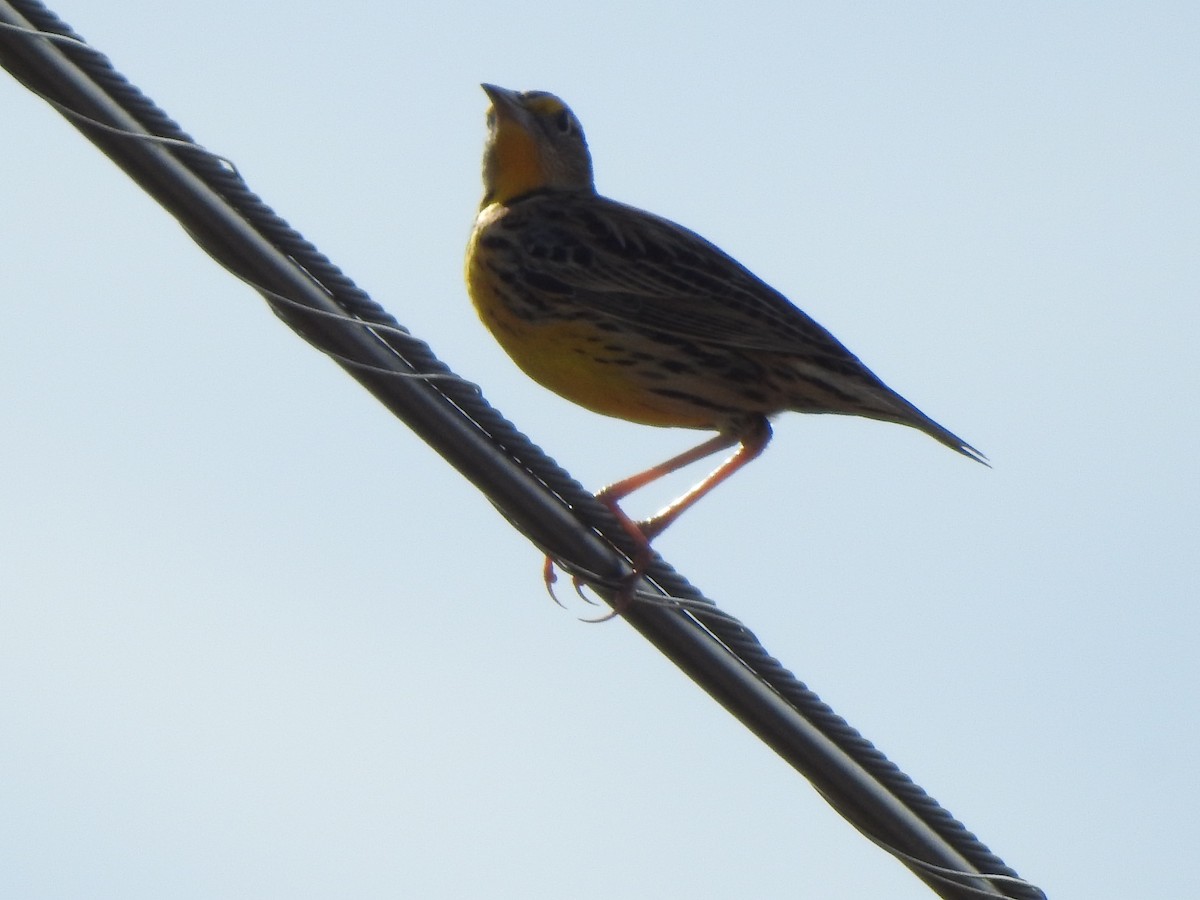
[2,3,1197,897]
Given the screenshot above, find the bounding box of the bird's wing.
[501,195,987,463]
[511,196,860,364]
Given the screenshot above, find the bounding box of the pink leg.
[625,419,772,541]
[572,418,773,609]
[595,431,743,507]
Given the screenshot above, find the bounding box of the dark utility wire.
[0,4,1044,898]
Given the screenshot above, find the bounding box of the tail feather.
[878,393,988,466]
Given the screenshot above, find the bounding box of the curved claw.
[578,605,621,624]
[576,567,646,623]
[543,556,600,608]
[542,497,660,619]
[542,555,566,608]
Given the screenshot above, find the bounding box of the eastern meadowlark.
[466,84,984,590]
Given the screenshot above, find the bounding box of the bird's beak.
[481,83,524,123]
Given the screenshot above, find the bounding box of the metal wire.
[0,4,1045,898]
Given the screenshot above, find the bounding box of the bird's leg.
[595,431,743,509]
[544,429,745,603]
[544,419,773,613]
[635,418,772,541]
[592,430,742,578]
[591,418,773,610]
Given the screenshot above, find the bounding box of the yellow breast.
[466,207,718,430]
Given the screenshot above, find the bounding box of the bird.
[465,83,984,597]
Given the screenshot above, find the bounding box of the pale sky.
[2,3,1197,898]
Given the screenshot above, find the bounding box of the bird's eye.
[553,109,573,134]
[486,109,496,130]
